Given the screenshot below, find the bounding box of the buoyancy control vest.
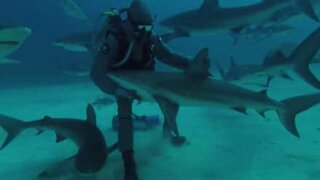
[106,24,156,71]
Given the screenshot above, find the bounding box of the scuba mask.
[137,24,153,32]
[127,0,154,33]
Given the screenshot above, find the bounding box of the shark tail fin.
[0,114,26,150]
[291,27,320,89]
[296,0,319,22]
[276,93,320,137]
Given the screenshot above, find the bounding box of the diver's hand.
[114,87,141,101]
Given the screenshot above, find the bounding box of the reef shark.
[160,0,319,36]
[0,105,117,175]
[53,32,92,52]
[0,26,32,64]
[231,23,295,45]
[218,27,320,89]
[107,45,320,139]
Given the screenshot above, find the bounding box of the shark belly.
[109,72,279,111]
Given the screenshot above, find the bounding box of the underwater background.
[1,0,320,179]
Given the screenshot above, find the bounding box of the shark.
[0,105,117,175]
[159,0,319,36]
[53,32,92,52]
[217,27,320,89]
[0,26,32,64]
[107,44,320,139]
[231,23,295,45]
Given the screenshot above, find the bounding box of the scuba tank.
[112,113,161,131]
[92,8,128,52]
[92,8,135,68]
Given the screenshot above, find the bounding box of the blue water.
[1,0,320,180]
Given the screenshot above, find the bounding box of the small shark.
[107,47,320,138]
[0,26,32,64]
[218,27,320,89]
[217,50,290,86]
[53,28,190,53]
[231,23,295,45]
[0,105,113,175]
[53,32,92,52]
[160,0,319,36]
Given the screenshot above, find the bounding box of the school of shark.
[1,0,320,179]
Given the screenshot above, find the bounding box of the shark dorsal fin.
[201,0,220,11]
[86,104,97,125]
[55,132,67,143]
[185,48,212,79]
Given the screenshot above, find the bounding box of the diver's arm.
[153,35,191,70]
[90,35,119,95]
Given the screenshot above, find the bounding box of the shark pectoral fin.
[231,107,247,115]
[55,132,67,143]
[295,0,319,22]
[154,96,180,137]
[185,48,211,79]
[36,128,44,136]
[258,110,267,118]
[86,104,97,125]
[258,89,268,97]
[266,76,274,87]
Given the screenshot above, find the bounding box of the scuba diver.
[90,0,199,179]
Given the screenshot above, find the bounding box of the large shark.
[107,45,320,139]
[159,0,319,36]
[0,26,32,64]
[218,27,320,89]
[0,105,116,175]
